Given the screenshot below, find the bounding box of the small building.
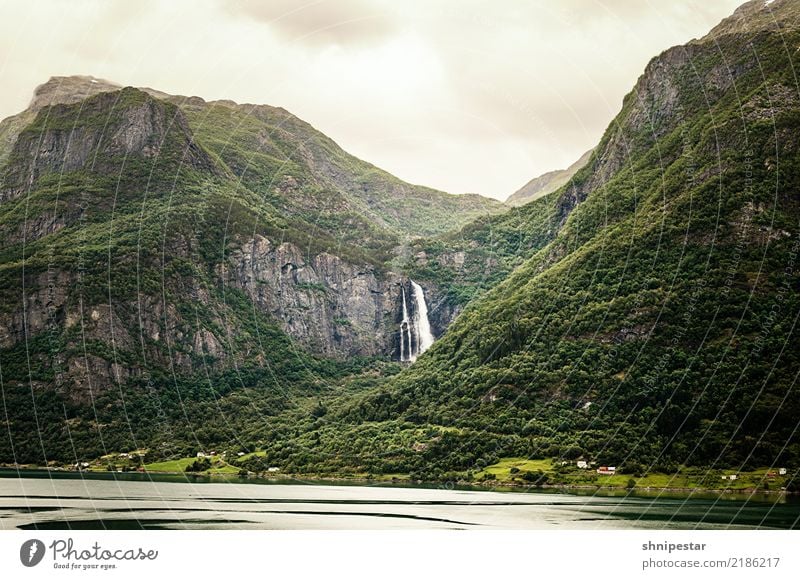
[721,474,738,481]
[267,467,280,473]
[779,468,787,475]
[597,466,616,475]
[577,460,588,469]
[196,452,206,458]
[237,452,245,457]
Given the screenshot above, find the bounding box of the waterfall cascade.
[399,287,412,362]
[411,281,435,355]
[399,280,435,362]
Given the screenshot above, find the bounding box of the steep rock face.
[544,4,772,233]
[224,235,402,357]
[0,270,70,348]
[0,76,121,168]
[1,87,215,203]
[223,236,459,359]
[27,75,121,112]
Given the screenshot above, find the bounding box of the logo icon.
[20,539,46,567]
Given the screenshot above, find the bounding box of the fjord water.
[1,473,797,530]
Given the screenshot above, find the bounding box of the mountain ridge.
[506,148,593,206]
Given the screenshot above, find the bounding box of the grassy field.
[234,450,266,463]
[480,458,554,479]
[477,458,791,490]
[142,457,197,473]
[144,455,239,474]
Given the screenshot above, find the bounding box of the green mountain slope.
[262,0,800,478]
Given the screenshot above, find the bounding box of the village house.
[577,460,588,469]
[597,466,616,475]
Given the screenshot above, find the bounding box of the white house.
[267,467,280,473]
[779,468,787,475]
[196,452,206,458]
[577,460,588,469]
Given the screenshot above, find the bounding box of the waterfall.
[398,280,435,362]
[411,280,435,355]
[399,287,413,362]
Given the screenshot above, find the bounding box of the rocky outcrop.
[223,235,403,358]
[1,87,216,203]
[222,235,460,359]
[27,75,121,113]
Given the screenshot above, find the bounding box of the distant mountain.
[506,148,593,206]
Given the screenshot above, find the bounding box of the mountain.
[4,0,799,478]
[0,76,503,463]
[506,148,593,206]
[258,0,800,478]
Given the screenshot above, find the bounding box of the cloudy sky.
[0,0,744,200]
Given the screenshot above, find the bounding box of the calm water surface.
[1,470,798,530]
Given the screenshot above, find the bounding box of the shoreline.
[0,465,793,498]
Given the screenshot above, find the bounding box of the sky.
[0,0,745,200]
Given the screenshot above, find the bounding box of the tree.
[185,457,212,472]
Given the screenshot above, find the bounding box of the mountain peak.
[29,75,121,112]
[700,0,800,40]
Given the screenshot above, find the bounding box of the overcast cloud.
[0,0,744,199]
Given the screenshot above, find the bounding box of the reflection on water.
[0,470,798,530]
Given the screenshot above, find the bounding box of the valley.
[1,0,799,500]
